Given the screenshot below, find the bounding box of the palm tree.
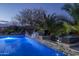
[51,14,73,36]
[62,3,79,35]
[62,3,79,24]
[45,14,72,36]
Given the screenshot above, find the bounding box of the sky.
[0,3,73,22]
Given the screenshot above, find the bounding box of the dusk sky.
[0,3,72,22]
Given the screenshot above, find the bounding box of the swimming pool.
[0,35,65,56]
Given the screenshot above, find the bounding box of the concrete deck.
[38,39,79,56]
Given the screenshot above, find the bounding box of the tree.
[49,14,73,36]
[15,8,46,30]
[62,3,79,24]
[62,3,79,34]
[15,8,74,36]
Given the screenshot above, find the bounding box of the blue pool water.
[0,35,65,56]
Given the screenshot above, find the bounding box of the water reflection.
[0,37,21,55]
